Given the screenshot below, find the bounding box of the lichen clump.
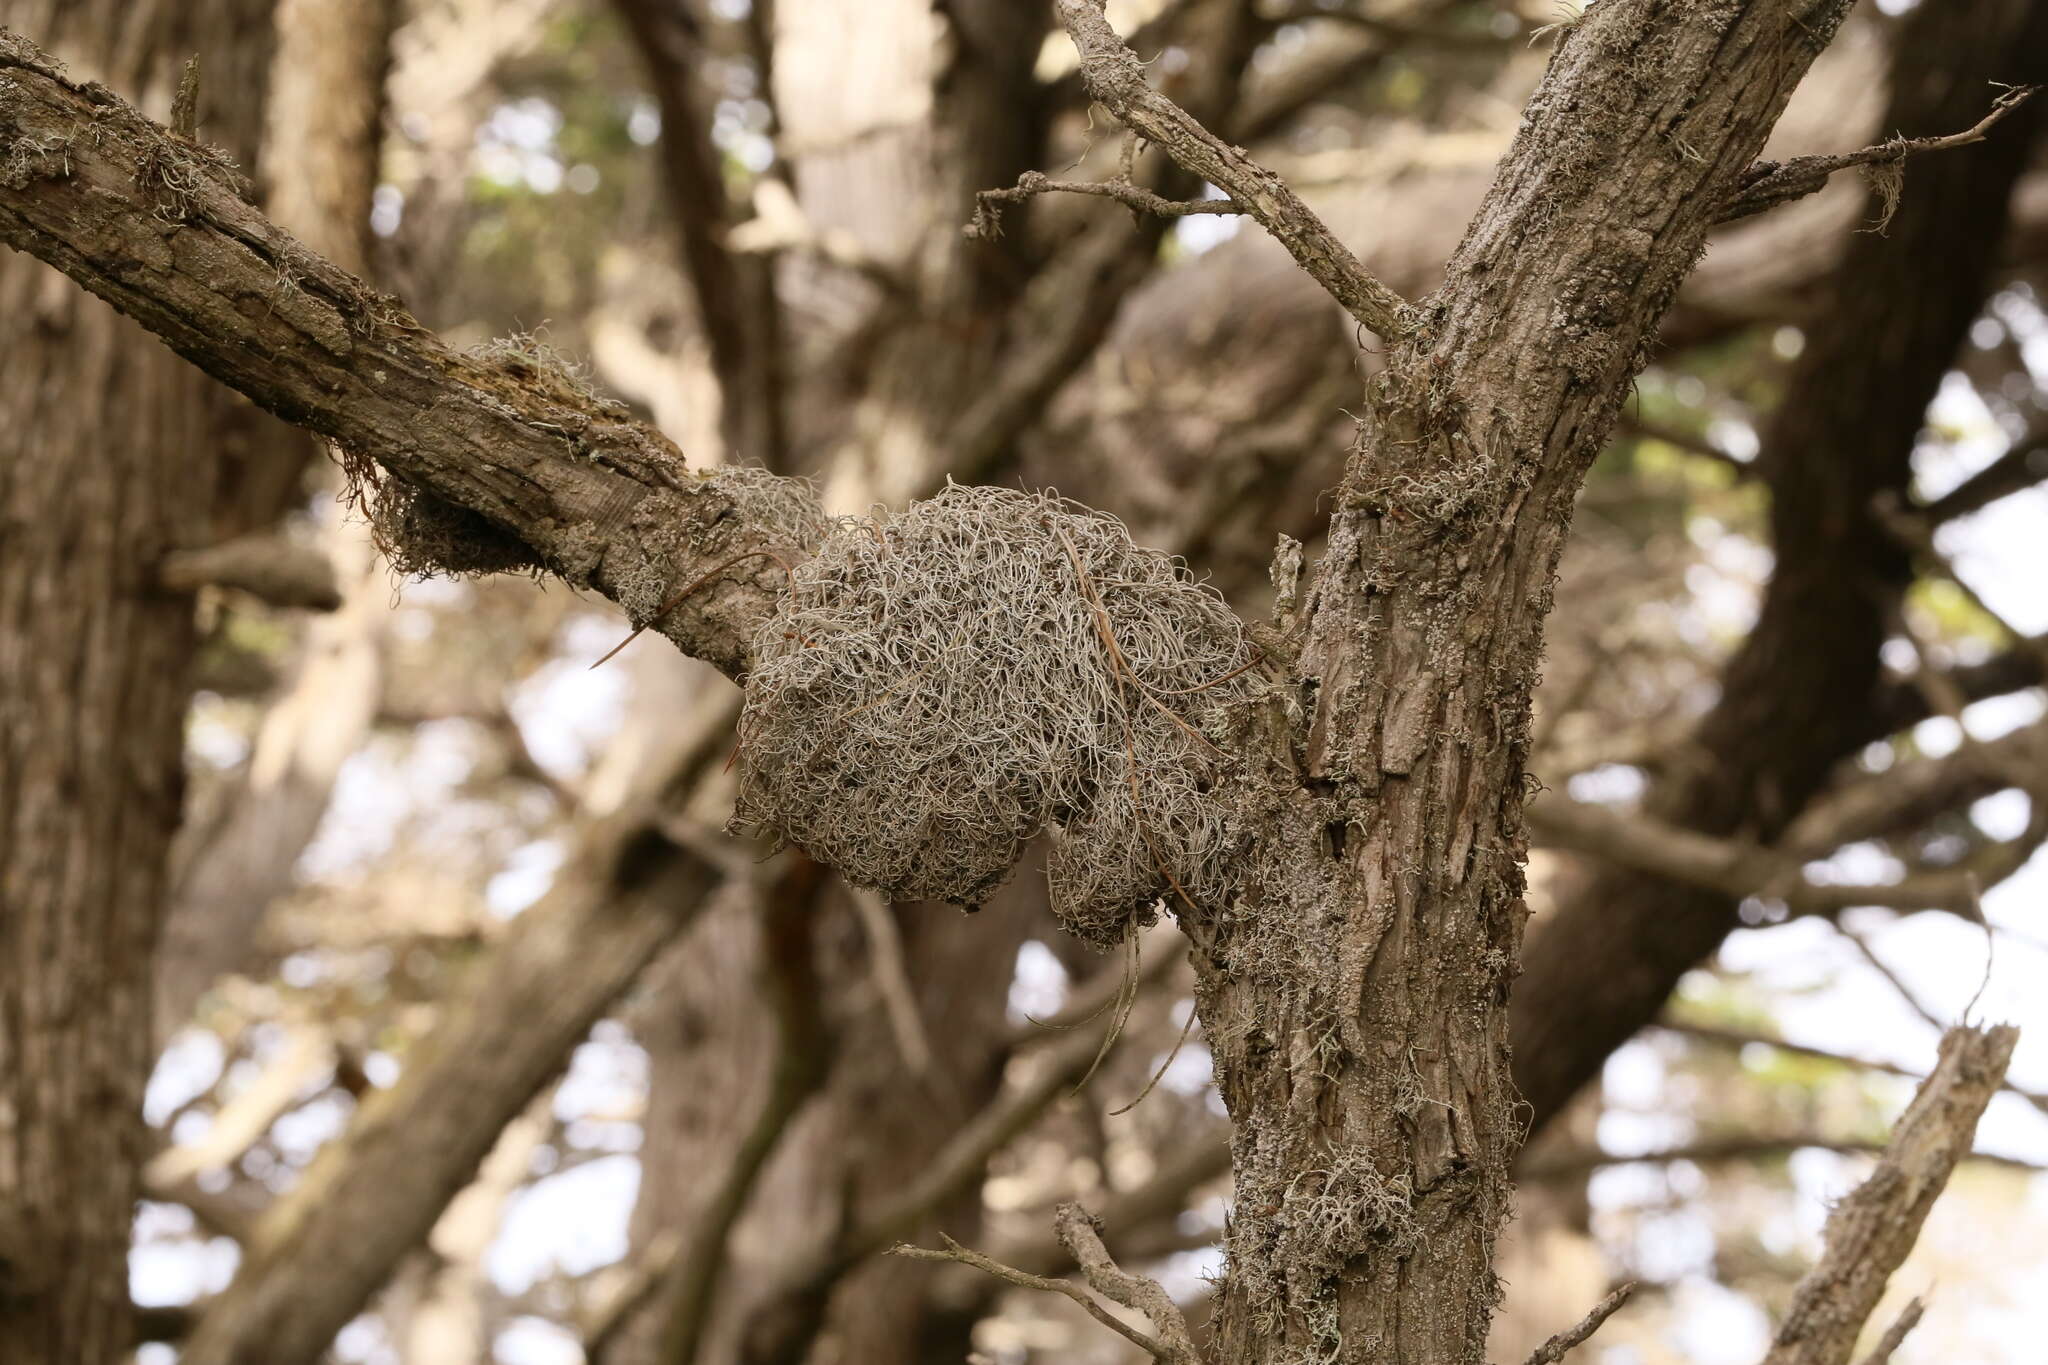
[732,484,1255,946]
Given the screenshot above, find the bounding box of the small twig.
[892,1235,1175,1361]
[1055,1203,1204,1364]
[1718,86,2038,225]
[1854,1295,1926,1365]
[1522,1281,1635,1365]
[1833,922,1949,1033]
[968,168,1245,240]
[589,548,797,669]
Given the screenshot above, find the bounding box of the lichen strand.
[731,484,1260,947]
[369,482,542,578]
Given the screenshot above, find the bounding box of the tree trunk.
[0,2,275,1357]
[1173,4,1855,1358]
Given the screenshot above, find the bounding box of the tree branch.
[1719,85,2038,225]
[1760,1024,2017,1365]
[0,29,808,679]
[891,1234,1177,1363]
[657,861,830,1365]
[1657,1018,2048,1116]
[1853,1296,1924,1365]
[1054,1201,1204,1365]
[158,532,343,610]
[968,168,1244,241]
[1526,788,2046,917]
[1522,1281,1635,1365]
[176,815,729,1365]
[1050,0,1412,337]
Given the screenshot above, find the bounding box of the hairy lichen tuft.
[731,484,1257,945]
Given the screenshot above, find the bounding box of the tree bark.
[1509,0,2048,1140]
[1142,1,1856,1356]
[0,3,274,1358]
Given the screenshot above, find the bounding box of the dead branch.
[968,168,1244,240]
[892,1234,1177,1362]
[1719,86,2038,225]
[1050,0,1411,337]
[1760,1024,2018,1365]
[1054,1202,1204,1365]
[1522,1281,1636,1365]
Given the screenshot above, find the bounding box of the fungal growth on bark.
[731,483,1259,946]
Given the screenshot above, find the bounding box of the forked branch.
[1050,0,1412,337]
[894,1201,1204,1365]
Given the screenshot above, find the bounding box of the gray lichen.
[731,484,1259,946]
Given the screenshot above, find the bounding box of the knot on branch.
[731,484,1258,945]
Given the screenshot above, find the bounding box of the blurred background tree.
[4,0,2048,1362]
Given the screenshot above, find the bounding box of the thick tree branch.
[1760,1024,2017,1365]
[0,29,802,679]
[1051,0,1411,337]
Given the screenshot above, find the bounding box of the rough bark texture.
[175,815,723,1365]
[0,3,273,1358]
[1168,4,1855,1357]
[1510,0,2048,1139]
